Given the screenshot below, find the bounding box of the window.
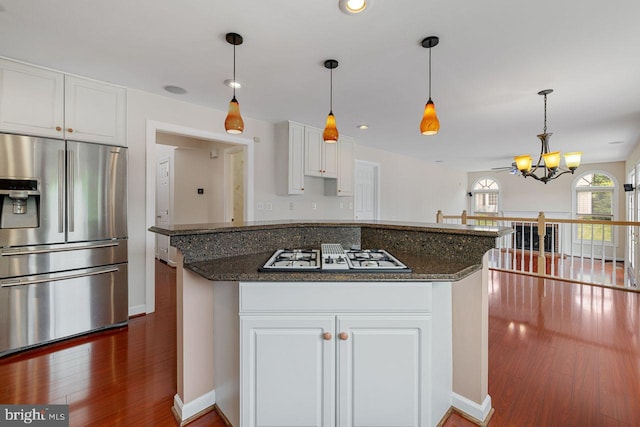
[574,172,615,242]
[471,178,500,225]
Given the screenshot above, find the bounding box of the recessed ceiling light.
[435,160,444,163]
[224,79,241,89]
[339,0,372,15]
[608,140,625,145]
[163,85,187,95]
[357,124,369,130]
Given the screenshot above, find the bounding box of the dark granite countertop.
[150,219,511,238]
[149,220,512,282]
[185,250,481,282]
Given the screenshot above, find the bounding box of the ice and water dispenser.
[0,178,40,229]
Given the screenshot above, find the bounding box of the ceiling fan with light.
[491,162,519,174]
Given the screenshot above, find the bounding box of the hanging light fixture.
[514,89,582,184]
[420,36,440,135]
[323,59,339,143]
[224,32,244,134]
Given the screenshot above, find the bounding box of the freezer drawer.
[0,238,127,278]
[0,263,128,356]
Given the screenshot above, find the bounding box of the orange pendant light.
[420,36,440,136]
[323,59,339,143]
[224,32,244,134]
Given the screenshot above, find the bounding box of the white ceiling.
[1,0,639,172]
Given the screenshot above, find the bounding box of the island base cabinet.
[241,316,336,427]
[241,314,431,427]
[337,316,430,427]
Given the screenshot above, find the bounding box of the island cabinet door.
[241,315,336,427]
[336,315,431,427]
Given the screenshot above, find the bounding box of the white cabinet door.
[337,315,430,427]
[305,126,325,177]
[305,126,338,178]
[323,139,338,178]
[337,136,353,196]
[288,122,305,194]
[0,58,64,139]
[64,75,126,146]
[241,315,336,427]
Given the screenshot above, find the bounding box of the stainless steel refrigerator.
[0,133,128,356]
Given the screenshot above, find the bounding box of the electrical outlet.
[349,202,353,210]
[312,202,317,210]
[256,202,264,210]
[339,202,344,209]
[289,202,295,210]
[266,202,272,211]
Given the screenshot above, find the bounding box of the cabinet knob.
[301,187,304,191]
[67,128,74,133]
[55,126,62,131]
[338,190,341,192]
[339,332,349,340]
[323,332,332,341]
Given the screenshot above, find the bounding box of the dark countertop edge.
[149,220,512,238]
[184,259,482,283]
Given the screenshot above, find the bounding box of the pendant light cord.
[232,41,237,99]
[428,47,432,99]
[330,67,333,113]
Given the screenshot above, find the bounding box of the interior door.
[66,141,127,242]
[156,157,170,261]
[354,161,378,220]
[228,149,244,223]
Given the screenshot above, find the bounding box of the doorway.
[226,148,245,223]
[145,121,254,314]
[354,160,380,220]
[155,153,173,264]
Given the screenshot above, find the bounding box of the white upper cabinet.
[325,135,354,197]
[305,126,338,178]
[0,58,127,146]
[0,59,64,138]
[64,75,126,145]
[276,121,305,195]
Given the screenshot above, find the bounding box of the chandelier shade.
[224,32,244,134]
[515,89,582,183]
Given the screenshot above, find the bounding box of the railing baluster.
[436,210,640,289]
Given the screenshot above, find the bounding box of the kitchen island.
[150,220,512,427]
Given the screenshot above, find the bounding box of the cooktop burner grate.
[260,247,411,273]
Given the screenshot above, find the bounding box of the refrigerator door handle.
[0,266,120,287]
[68,149,74,233]
[0,241,119,256]
[58,149,65,233]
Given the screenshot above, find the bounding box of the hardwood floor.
[1,261,638,426]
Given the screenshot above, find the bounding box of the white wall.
[355,144,468,222]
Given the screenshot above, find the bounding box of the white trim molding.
[173,390,216,424]
[451,392,492,424]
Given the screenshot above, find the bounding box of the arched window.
[471,177,500,215]
[573,171,616,243]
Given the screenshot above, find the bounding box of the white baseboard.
[173,390,216,422]
[128,304,146,317]
[451,392,492,423]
